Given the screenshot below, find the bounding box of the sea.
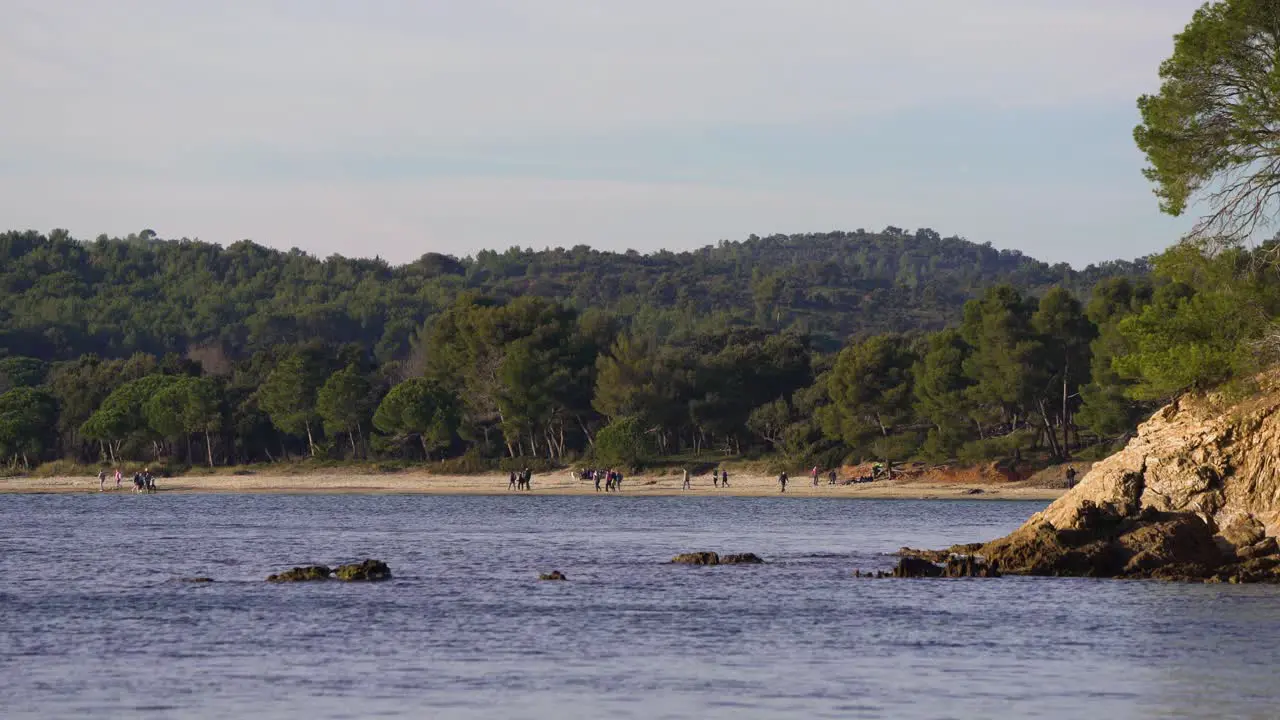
[2,493,1277,719]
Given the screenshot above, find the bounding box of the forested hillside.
[0,227,1143,361]
[11,224,1237,477]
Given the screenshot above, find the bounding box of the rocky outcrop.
[539,570,568,581]
[890,555,1000,578]
[267,565,331,582]
[671,552,765,566]
[267,560,391,582]
[333,560,392,582]
[977,383,1280,582]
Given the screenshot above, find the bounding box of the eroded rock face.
[267,566,331,582]
[333,560,392,582]
[720,553,765,565]
[978,384,1280,582]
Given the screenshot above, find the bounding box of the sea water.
[2,494,1277,719]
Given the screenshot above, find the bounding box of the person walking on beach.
[712,468,720,488]
[508,471,518,491]
[778,471,788,493]
[98,469,107,492]
[721,469,729,487]
[114,468,122,490]
[594,471,602,492]
[828,468,837,485]
[811,466,820,487]
[682,468,691,490]
[615,471,623,491]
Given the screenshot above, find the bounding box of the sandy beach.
[0,470,1065,500]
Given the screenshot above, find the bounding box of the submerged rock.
[672,552,721,565]
[672,552,765,566]
[179,577,215,583]
[333,559,392,582]
[539,570,568,581]
[267,565,331,582]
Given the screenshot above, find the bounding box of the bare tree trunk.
[206,432,215,467]
[1037,399,1062,460]
[304,420,316,457]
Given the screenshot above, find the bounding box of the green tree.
[960,286,1044,436]
[259,353,327,457]
[592,415,651,469]
[820,334,918,457]
[0,357,48,393]
[1135,0,1280,240]
[316,365,375,458]
[373,378,459,459]
[1032,287,1095,457]
[0,387,58,468]
[81,374,180,462]
[912,329,974,459]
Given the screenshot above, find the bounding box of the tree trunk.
[304,420,316,457]
[205,432,214,467]
[349,430,357,458]
[1037,399,1062,460]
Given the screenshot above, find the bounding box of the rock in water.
[333,559,392,582]
[943,555,1000,578]
[892,556,944,578]
[540,570,568,581]
[720,553,765,564]
[179,577,215,583]
[672,552,721,565]
[972,380,1280,582]
[267,566,331,582]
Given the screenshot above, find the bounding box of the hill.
[0,227,1145,362]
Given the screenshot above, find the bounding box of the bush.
[590,416,652,469]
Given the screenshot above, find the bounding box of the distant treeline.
[0,227,1143,361]
[2,231,1269,472]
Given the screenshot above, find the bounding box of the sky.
[1,0,1209,266]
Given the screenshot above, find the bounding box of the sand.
[0,470,1065,500]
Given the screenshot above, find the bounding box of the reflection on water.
[1,494,1277,719]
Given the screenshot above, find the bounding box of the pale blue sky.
[2,0,1205,265]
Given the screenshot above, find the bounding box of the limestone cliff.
[977,380,1280,582]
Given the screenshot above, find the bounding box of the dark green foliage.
[8,224,1259,472]
[0,228,1141,363]
[0,387,58,468]
[592,416,651,469]
[373,378,459,459]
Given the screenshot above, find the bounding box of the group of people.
[580,468,624,492]
[97,467,157,493]
[778,466,840,493]
[507,468,534,491]
[680,468,730,489]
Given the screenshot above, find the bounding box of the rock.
[720,553,765,564]
[179,577,215,583]
[892,556,944,578]
[267,565,331,582]
[333,559,392,582]
[943,555,1001,578]
[539,570,568,581]
[672,552,721,565]
[950,377,1280,582]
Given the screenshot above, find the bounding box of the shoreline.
[0,471,1065,501]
